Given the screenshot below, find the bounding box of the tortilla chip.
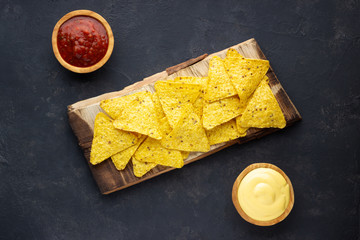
[181,151,190,160]
[152,92,165,119]
[113,91,162,139]
[99,99,126,120]
[155,81,201,103]
[158,118,196,161]
[170,76,207,86]
[162,112,210,152]
[223,56,269,109]
[168,77,207,118]
[193,95,204,118]
[100,92,144,119]
[204,56,237,102]
[166,76,195,83]
[158,116,172,137]
[189,77,207,118]
[238,78,286,128]
[235,119,248,137]
[202,95,242,130]
[90,113,137,165]
[206,119,243,145]
[111,135,146,170]
[155,81,201,127]
[132,156,157,178]
[134,137,184,168]
[226,48,245,59]
[160,100,194,129]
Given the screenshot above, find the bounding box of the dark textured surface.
[0,0,359,239]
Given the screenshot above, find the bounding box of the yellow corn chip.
[132,156,157,178]
[235,119,248,137]
[170,76,207,87]
[206,119,243,145]
[166,76,195,84]
[202,95,242,130]
[113,91,162,139]
[204,56,237,102]
[155,81,201,127]
[100,92,145,119]
[158,116,172,137]
[193,95,204,118]
[162,112,210,152]
[223,56,269,109]
[158,118,197,160]
[168,77,207,118]
[151,92,165,119]
[134,137,184,168]
[181,151,190,160]
[90,113,138,165]
[238,78,286,129]
[111,135,146,170]
[186,77,207,118]
[161,100,194,129]
[238,129,247,137]
[226,48,245,59]
[155,81,201,103]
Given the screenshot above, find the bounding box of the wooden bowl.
[232,163,294,226]
[52,10,114,73]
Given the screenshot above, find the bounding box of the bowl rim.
[52,9,114,73]
[232,162,295,226]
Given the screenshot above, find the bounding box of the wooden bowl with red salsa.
[52,10,114,73]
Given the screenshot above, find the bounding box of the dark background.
[1,0,359,239]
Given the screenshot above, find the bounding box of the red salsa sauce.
[57,16,109,67]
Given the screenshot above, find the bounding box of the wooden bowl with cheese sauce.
[232,163,295,226]
[52,10,114,73]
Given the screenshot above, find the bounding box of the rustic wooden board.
[68,38,301,194]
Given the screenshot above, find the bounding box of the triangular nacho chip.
[168,77,207,118]
[158,117,199,161]
[238,79,286,129]
[162,112,210,152]
[158,116,173,137]
[90,113,137,165]
[193,95,204,118]
[113,91,162,139]
[134,137,184,168]
[170,76,207,87]
[111,135,146,170]
[155,81,201,104]
[166,76,195,83]
[158,100,194,129]
[155,81,201,127]
[223,55,269,108]
[100,92,145,119]
[202,95,242,130]
[226,48,245,59]
[235,118,249,136]
[132,156,157,178]
[151,92,166,119]
[206,119,244,145]
[204,56,237,102]
[181,151,190,160]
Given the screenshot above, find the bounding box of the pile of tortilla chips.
[90,48,286,178]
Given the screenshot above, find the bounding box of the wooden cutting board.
[68,38,301,194]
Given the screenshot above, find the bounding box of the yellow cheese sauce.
[237,168,290,221]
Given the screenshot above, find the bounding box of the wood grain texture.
[166,54,208,75]
[67,38,302,194]
[232,163,295,226]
